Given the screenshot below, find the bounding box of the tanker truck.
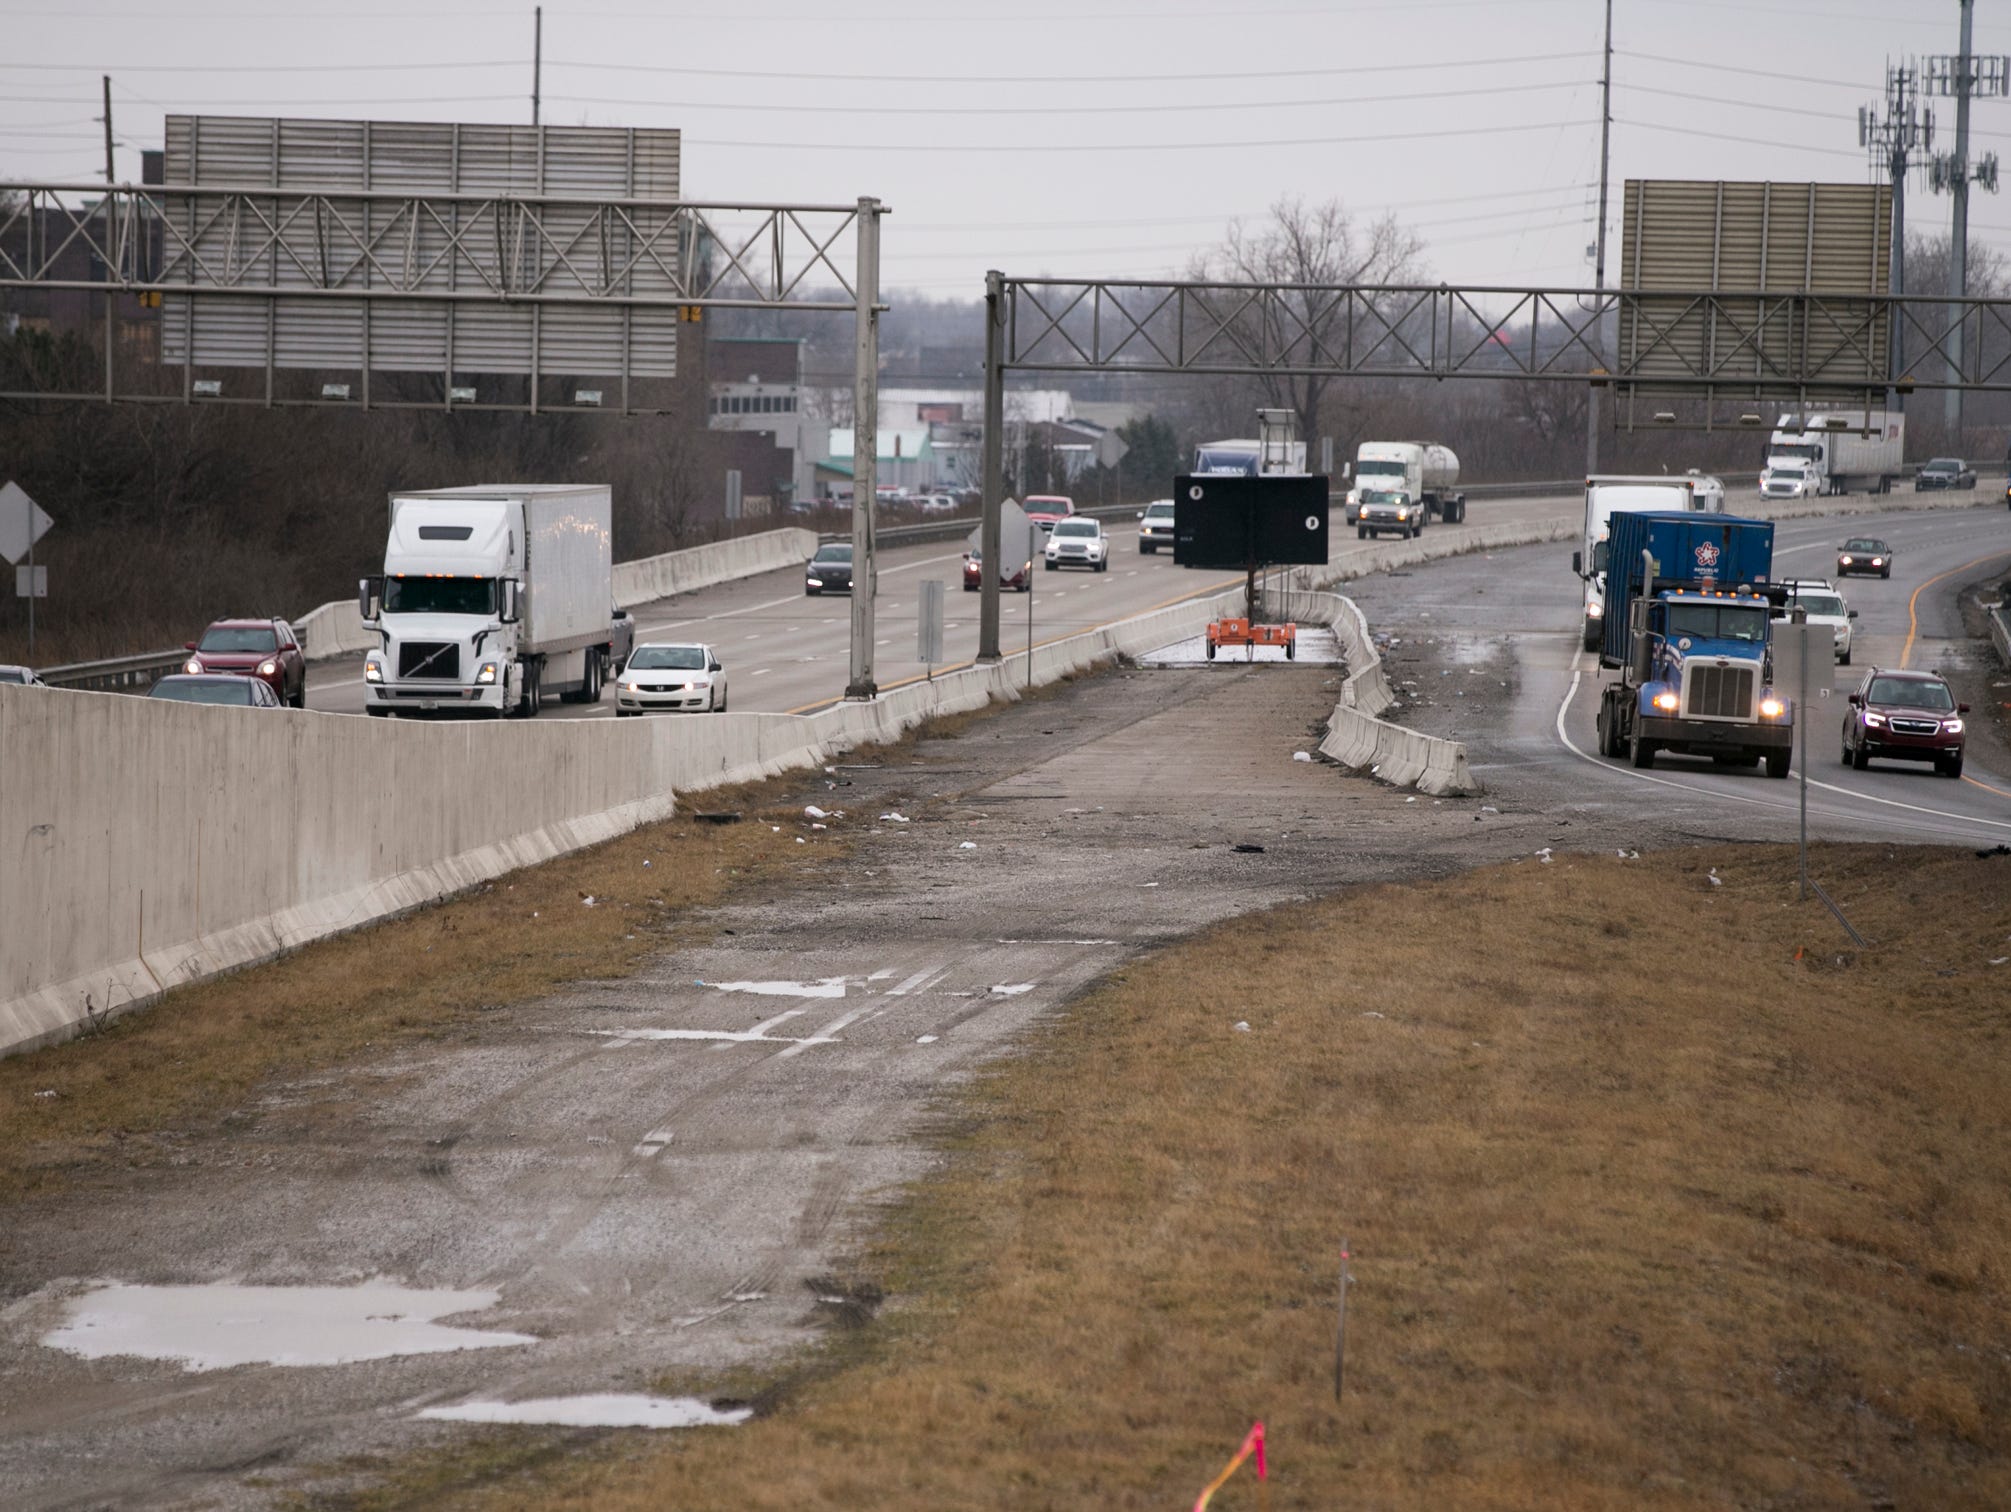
[1346,441,1465,538]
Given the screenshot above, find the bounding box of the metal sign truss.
[992,275,2011,398]
[1,182,875,312]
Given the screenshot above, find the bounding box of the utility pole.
[1585,0,1613,477]
[101,75,114,183]
[1924,4,2008,438]
[532,6,542,126]
[846,198,883,700]
[1860,63,1930,408]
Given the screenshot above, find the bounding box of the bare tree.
[1188,197,1426,451]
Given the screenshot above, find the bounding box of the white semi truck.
[1760,411,1904,498]
[1345,441,1465,537]
[1574,473,1725,652]
[357,484,628,718]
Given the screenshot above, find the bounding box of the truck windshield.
[1771,444,1819,461]
[1664,603,1768,643]
[382,577,499,615]
[1357,460,1405,476]
[1360,490,1405,504]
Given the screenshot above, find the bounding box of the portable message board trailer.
[1172,474,1329,659]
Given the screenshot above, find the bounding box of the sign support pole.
[846,197,882,700]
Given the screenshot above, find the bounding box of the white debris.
[916,1034,939,1044]
[878,812,910,824]
[796,837,807,845]
[1480,805,1499,814]
[804,805,830,820]
[1141,881,1160,888]
[1707,869,1722,886]
[1233,1020,1251,1033]
[1405,796,1417,803]
[1360,1011,1385,1019]
[990,984,1034,997]
[642,860,652,868]
[580,895,596,907]
[1990,957,2008,966]
[771,826,781,833]
[811,823,826,831]
[1293,751,1312,762]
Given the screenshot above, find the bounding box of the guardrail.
[39,648,188,692]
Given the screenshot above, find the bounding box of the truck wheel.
[1596,694,1615,757]
[1583,621,1601,654]
[1765,748,1791,779]
[367,706,389,719]
[518,663,542,718]
[1630,733,1655,769]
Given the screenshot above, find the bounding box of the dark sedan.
[1835,537,1893,579]
[805,542,854,596]
[182,617,307,706]
[149,673,284,708]
[1914,457,1977,491]
[1842,668,1966,778]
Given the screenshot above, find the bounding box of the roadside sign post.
[1774,614,1813,900]
[0,481,56,658]
[1025,521,1039,688]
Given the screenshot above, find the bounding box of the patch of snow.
[418,1394,750,1430]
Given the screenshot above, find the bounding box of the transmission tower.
[1860,62,1931,406]
[1922,0,2010,434]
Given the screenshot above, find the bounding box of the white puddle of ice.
[42,1281,537,1372]
[418,1393,751,1429]
[703,978,847,999]
[989,984,1035,997]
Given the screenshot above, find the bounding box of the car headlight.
[364,661,382,683]
[1653,691,1679,711]
[690,678,711,690]
[476,662,499,685]
[183,656,203,674]
[1944,718,1964,734]
[1395,508,1408,519]
[620,680,640,692]
[1871,557,1883,567]
[1760,697,1785,718]
[1863,711,1885,727]
[1839,555,1853,565]
[257,658,278,676]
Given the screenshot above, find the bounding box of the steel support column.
[979,268,1006,664]
[845,197,882,700]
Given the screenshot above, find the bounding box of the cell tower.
[1860,62,1932,402]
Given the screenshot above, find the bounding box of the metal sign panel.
[15,564,48,598]
[159,116,683,378]
[917,578,944,665]
[1173,475,1328,568]
[1618,180,1892,405]
[0,482,53,565]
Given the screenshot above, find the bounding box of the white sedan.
[1043,516,1109,572]
[615,642,728,715]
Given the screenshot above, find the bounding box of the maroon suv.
[183,617,307,708]
[1841,667,1967,778]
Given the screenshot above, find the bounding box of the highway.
[1346,498,2011,849]
[304,495,1583,718]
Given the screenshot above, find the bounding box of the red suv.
[184,617,307,708]
[1841,667,1967,778]
[1023,495,1075,532]
[963,548,1031,593]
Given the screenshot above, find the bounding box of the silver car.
[615,642,729,715]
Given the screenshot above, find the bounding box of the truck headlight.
[1653,692,1679,711]
[364,661,382,683]
[476,661,499,685]
[1760,697,1785,718]
[1395,508,1408,520]
[1586,601,1603,619]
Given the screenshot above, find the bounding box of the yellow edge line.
[783,572,1256,715]
[1902,549,2011,667]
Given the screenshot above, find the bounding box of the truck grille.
[1685,664,1754,720]
[397,641,460,680]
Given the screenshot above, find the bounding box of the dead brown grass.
[422,842,2011,1512]
[0,775,849,1205]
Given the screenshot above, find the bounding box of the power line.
[686,118,1591,155]
[549,48,1598,87]
[545,77,1589,118]
[1616,116,1863,161]
[1618,49,1888,91]
[1624,81,1848,125]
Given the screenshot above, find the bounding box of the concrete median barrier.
[1315,593,1479,798]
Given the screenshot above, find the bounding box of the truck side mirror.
[1341,462,1352,480]
[356,577,382,624]
[1847,609,1858,618]
[1571,550,1582,575]
[500,578,521,624]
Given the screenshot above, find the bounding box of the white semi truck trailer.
[358,484,626,718]
[1760,411,1904,498]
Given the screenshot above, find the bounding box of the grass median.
[425,841,2011,1511]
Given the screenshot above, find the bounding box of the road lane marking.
[1904,549,2011,666]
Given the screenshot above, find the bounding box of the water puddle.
[41,1281,537,1372]
[418,1393,751,1429]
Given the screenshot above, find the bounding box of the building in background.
[707,336,826,509]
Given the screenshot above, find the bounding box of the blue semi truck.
[1592,512,1795,777]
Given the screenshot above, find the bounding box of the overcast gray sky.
[5,0,2007,298]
